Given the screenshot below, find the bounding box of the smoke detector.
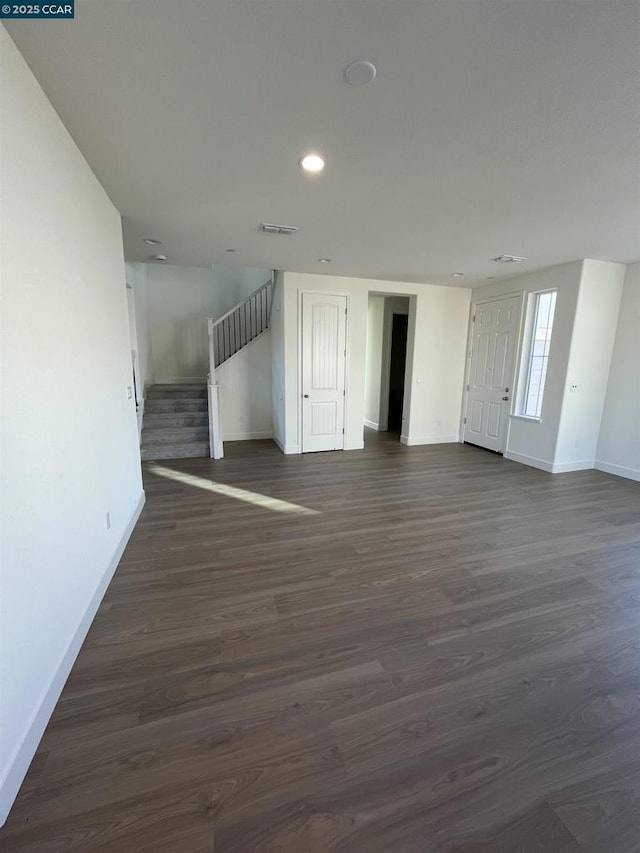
[491,254,527,264]
[261,223,299,236]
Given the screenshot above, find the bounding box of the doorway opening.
[364,295,411,443]
[387,313,409,432]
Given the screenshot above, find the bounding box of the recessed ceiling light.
[451,272,464,277]
[318,258,332,263]
[143,238,162,245]
[299,153,325,174]
[225,248,236,253]
[344,60,377,87]
[153,254,167,263]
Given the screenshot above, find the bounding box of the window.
[521,290,557,419]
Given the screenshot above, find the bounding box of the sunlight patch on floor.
[148,465,320,516]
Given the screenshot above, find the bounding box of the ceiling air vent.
[491,254,528,264]
[261,223,299,236]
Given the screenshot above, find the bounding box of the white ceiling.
[7,0,640,286]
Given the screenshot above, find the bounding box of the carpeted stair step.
[142,426,209,444]
[141,441,210,461]
[146,384,207,399]
[142,412,209,429]
[144,397,208,414]
[140,384,210,460]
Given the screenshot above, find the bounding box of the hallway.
[2,439,640,852]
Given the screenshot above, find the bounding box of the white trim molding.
[551,459,595,474]
[0,491,145,826]
[364,419,380,431]
[272,434,300,455]
[595,459,640,482]
[504,450,554,472]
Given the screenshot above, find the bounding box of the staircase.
[141,385,209,461]
[207,274,275,459]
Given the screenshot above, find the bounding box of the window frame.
[515,288,557,422]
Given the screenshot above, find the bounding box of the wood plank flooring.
[2,431,640,852]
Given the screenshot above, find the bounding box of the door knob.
[303,394,309,398]
[502,396,509,401]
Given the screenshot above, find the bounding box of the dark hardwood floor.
[2,431,640,852]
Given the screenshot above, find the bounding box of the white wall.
[280,272,471,453]
[212,263,269,312]
[596,263,640,481]
[217,331,273,441]
[364,296,385,429]
[125,262,153,393]
[0,26,144,824]
[471,262,583,469]
[124,263,154,438]
[140,263,269,384]
[403,289,469,445]
[555,260,625,471]
[270,271,293,452]
[469,259,628,475]
[144,264,219,384]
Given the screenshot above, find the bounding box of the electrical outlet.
[569,383,582,393]
[105,512,111,530]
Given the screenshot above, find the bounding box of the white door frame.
[298,289,350,452]
[460,291,526,452]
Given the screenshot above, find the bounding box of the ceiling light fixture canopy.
[299,153,325,174]
[344,60,377,86]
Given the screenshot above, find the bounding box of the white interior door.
[301,292,347,453]
[463,295,521,453]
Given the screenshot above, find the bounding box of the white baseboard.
[345,440,365,451]
[272,434,300,455]
[400,434,460,446]
[364,419,380,431]
[595,459,640,482]
[551,459,595,474]
[0,491,145,827]
[223,431,272,441]
[504,450,554,472]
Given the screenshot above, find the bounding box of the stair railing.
[207,272,275,459]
